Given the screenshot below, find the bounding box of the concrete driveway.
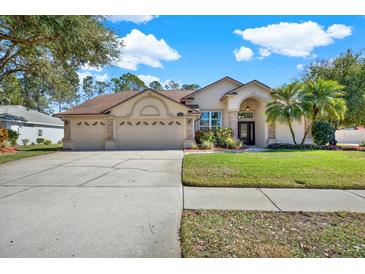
[0,150,183,258]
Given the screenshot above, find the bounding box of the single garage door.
[72,120,105,150]
[116,119,184,150]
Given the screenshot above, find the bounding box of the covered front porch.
[225,85,275,147]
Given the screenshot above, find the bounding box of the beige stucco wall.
[275,117,306,144]
[191,79,240,128]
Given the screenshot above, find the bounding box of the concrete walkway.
[184,187,365,212]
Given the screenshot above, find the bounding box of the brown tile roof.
[55,89,196,116]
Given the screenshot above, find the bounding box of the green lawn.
[181,210,365,258]
[183,150,365,189]
[0,144,62,165]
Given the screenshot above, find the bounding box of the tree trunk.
[287,118,297,144]
[301,109,319,145]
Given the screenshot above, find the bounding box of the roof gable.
[181,76,243,100]
[104,89,199,114]
[221,79,272,100]
[55,89,196,116]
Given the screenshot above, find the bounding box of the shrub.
[57,140,63,145]
[200,140,214,150]
[225,137,242,149]
[190,142,199,150]
[267,143,349,151]
[215,128,233,147]
[36,138,45,144]
[0,128,9,147]
[31,142,35,145]
[21,138,30,146]
[360,140,365,147]
[7,129,20,146]
[44,139,52,145]
[311,121,335,145]
[199,130,216,144]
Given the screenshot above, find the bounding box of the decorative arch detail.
[140,105,160,116]
[127,94,172,117]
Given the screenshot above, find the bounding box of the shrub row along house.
[54,76,313,150]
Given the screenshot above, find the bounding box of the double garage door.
[72,118,185,150]
[116,119,184,150]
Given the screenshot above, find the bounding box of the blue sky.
[80,16,365,88]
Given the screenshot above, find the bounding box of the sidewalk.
[184,187,365,212]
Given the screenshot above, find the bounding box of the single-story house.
[0,105,64,144]
[55,76,311,150]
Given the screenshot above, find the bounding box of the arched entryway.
[237,97,267,147]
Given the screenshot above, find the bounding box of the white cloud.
[81,64,102,72]
[258,48,271,59]
[233,46,254,61]
[296,64,305,71]
[137,74,176,88]
[77,71,108,82]
[327,24,352,39]
[115,29,181,70]
[108,15,158,24]
[77,71,92,82]
[137,74,160,86]
[95,73,108,82]
[234,21,352,58]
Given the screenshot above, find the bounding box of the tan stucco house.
[55,76,311,150]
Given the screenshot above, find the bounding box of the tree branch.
[0,34,60,46]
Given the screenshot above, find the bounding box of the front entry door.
[238,122,255,145]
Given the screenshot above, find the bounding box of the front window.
[38,129,43,137]
[199,111,222,130]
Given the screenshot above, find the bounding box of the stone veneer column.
[184,117,194,148]
[106,118,114,140]
[228,111,238,139]
[64,119,71,141]
[105,118,116,150]
[63,119,73,150]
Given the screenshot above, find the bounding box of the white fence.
[335,129,365,144]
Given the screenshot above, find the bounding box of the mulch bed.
[0,146,18,154]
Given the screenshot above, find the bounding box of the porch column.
[63,119,73,150]
[184,117,195,148]
[228,111,238,139]
[105,118,116,150]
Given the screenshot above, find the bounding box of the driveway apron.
[0,151,183,258]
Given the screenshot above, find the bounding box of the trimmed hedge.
[268,143,365,151]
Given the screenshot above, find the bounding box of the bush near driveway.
[183,150,365,189]
[181,210,365,258]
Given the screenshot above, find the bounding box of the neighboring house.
[55,76,311,150]
[335,127,365,144]
[0,105,64,145]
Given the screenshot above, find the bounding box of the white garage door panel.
[116,120,184,150]
[72,124,105,150]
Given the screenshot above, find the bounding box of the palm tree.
[266,81,304,144]
[301,78,346,144]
